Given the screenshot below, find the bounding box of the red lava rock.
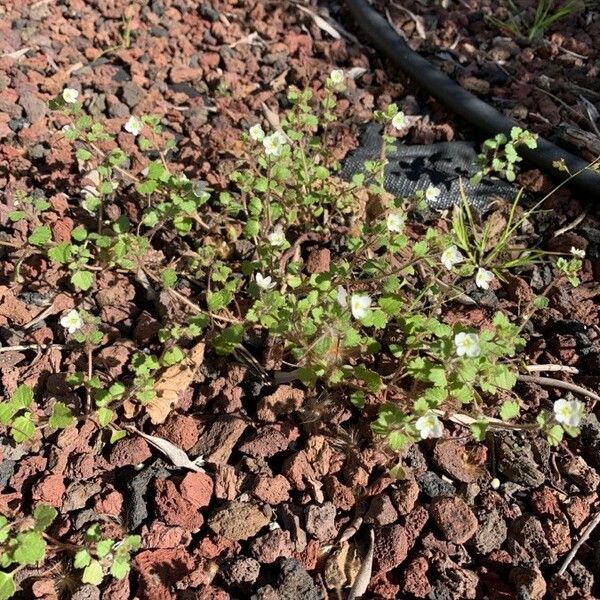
[256,385,305,422]
[306,248,330,274]
[250,528,295,563]
[509,567,546,600]
[304,502,337,542]
[169,65,203,84]
[214,464,239,500]
[400,555,432,598]
[430,496,478,543]
[208,501,271,541]
[252,474,291,505]
[193,416,247,463]
[154,414,202,451]
[220,556,261,587]
[391,478,420,515]
[135,548,195,600]
[154,478,204,531]
[562,456,600,493]
[508,515,556,565]
[198,535,241,560]
[545,518,571,554]
[283,450,319,493]
[472,509,507,554]
[531,486,562,518]
[31,473,65,508]
[295,538,319,571]
[370,571,400,599]
[565,494,596,529]
[180,471,214,508]
[0,286,33,325]
[374,524,409,572]
[141,521,191,549]
[364,493,398,526]
[324,475,356,511]
[433,439,486,483]
[109,436,152,467]
[238,422,300,458]
[404,505,430,547]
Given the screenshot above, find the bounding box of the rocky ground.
[0,1,599,599]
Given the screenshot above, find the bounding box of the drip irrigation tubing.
[345,0,600,199]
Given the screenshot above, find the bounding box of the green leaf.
[110,555,131,579]
[0,572,16,600]
[96,539,114,558]
[470,421,489,442]
[214,324,244,356]
[547,424,564,446]
[161,268,178,288]
[13,531,46,565]
[48,242,72,264]
[12,385,33,409]
[82,560,104,585]
[11,415,36,443]
[49,403,75,429]
[97,407,114,427]
[74,549,91,569]
[33,505,57,531]
[353,365,382,393]
[28,226,52,246]
[110,429,127,444]
[75,148,93,161]
[70,270,94,291]
[161,347,184,366]
[499,400,520,421]
[71,226,88,241]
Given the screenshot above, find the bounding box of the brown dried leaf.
[146,342,205,424]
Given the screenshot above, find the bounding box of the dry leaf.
[146,342,205,424]
[348,529,375,600]
[297,5,341,39]
[124,425,204,472]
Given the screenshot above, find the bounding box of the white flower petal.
[329,69,345,85]
[391,111,406,130]
[454,332,480,358]
[350,294,372,319]
[475,267,495,290]
[62,88,79,104]
[249,124,265,141]
[124,116,142,136]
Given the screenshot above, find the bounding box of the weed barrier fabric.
[341,124,517,210]
[345,0,600,200]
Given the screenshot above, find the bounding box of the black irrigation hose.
[345,0,600,199]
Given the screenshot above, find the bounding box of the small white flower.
[274,130,287,145]
[62,88,79,104]
[490,477,501,490]
[441,244,464,270]
[553,398,584,427]
[249,123,265,142]
[454,332,481,358]
[124,116,142,136]
[415,413,443,439]
[386,211,406,233]
[570,246,585,259]
[256,273,276,290]
[391,111,406,130]
[475,267,495,290]
[350,293,372,319]
[263,133,286,157]
[267,226,286,247]
[329,69,345,85]
[269,521,281,531]
[61,124,72,133]
[60,309,84,334]
[336,286,348,309]
[425,185,441,203]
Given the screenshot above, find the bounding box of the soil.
[1,1,600,599]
